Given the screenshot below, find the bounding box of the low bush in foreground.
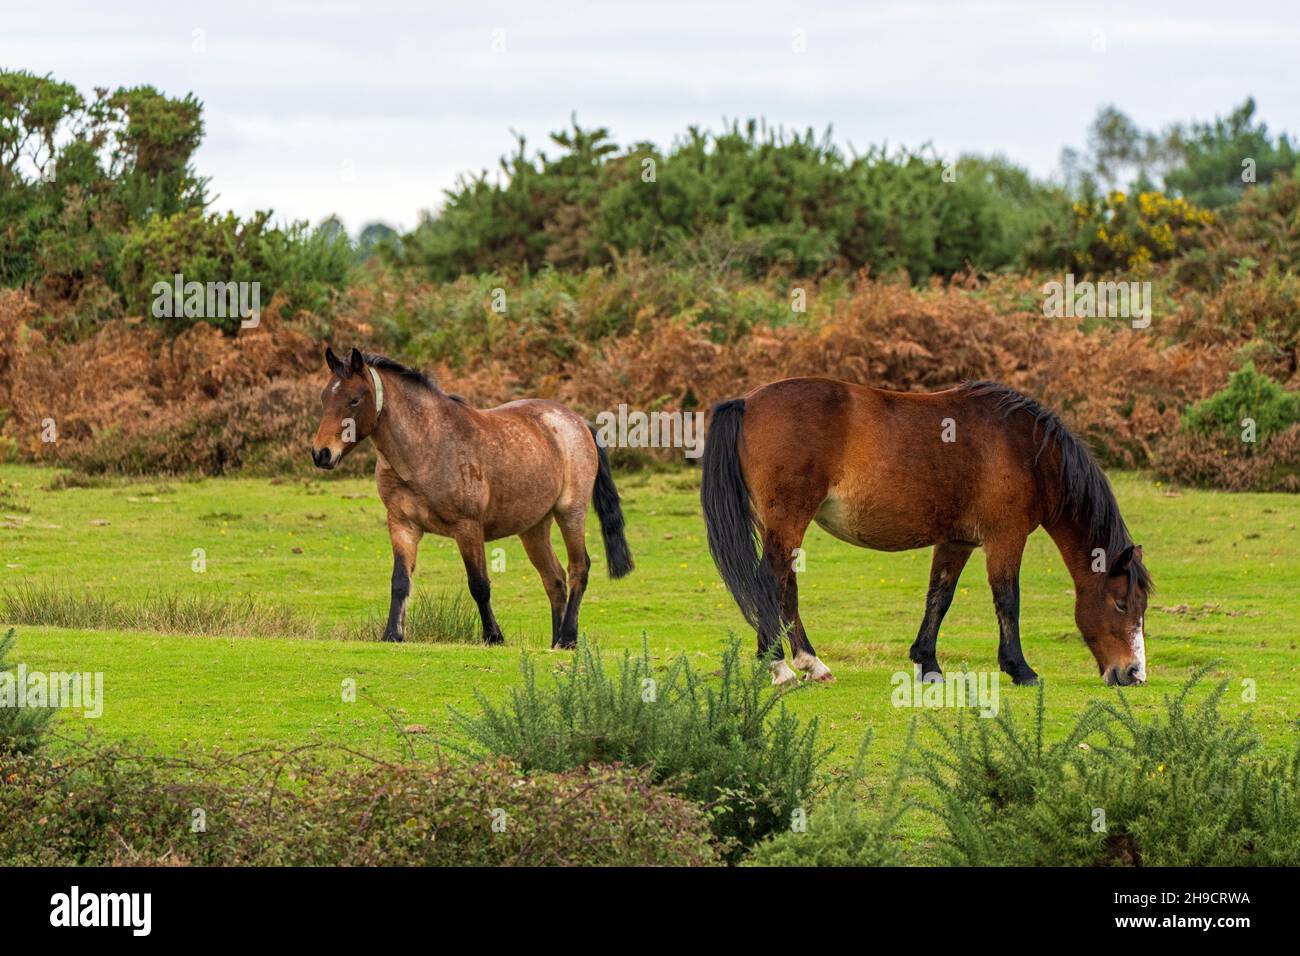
[918,667,1300,866]
[0,628,53,754]
[452,638,828,859]
[742,732,910,867]
[0,743,717,866]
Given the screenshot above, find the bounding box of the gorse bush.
[0,628,53,754]
[451,637,827,858]
[399,119,1067,281]
[0,744,718,866]
[742,731,911,867]
[1181,361,1300,444]
[1,71,349,330]
[918,667,1300,866]
[1027,189,1216,274]
[118,210,353,332]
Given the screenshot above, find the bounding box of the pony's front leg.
[908,542,974,682]
[382,519,423,642]
[985,535,1038,685]
[454,524,504,645]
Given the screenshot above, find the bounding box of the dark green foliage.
[399,119,1065,282]
[0,628,54,754]
[1182,361,1300,444]
[1166,98,1299,210]
[117,209,353,331]
[0,744,717,866]
[451,636,827,857]
[742,730,911,867]
[1,70,351,331]
[919,667,1300,866]
[1060,99,1298,209]
[0,70,208,315]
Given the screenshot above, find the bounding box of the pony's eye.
[1114,600,1127,613]
[349,397,361,407]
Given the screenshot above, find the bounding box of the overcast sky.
[3,0,1297,233]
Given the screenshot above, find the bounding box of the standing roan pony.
[311,347,633,646]
[701,377,1152,687]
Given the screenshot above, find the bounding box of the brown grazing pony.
[701,377,1152,687]
[311,347,633,646]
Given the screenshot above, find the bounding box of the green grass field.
[2,462,1298,817]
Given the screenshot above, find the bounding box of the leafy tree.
[1165,98,1299,209]
[0,70,208,309]
[356,221,398,261]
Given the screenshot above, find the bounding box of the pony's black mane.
[361,352,440,393]
[961,381,1152,594]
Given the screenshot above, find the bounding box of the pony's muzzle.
[312,447,337,470]
[1104,663,1145,686]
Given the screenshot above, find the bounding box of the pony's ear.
[1108,544,1136,577]
[349,347,365,375]
[324,347,346,377]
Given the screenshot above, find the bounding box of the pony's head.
[1074,544,1150,686]
[312,346,381,469]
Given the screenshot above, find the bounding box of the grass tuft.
[327,590,481,644]
[0,581,481,644]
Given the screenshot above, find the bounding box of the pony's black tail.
[700,399,783,638]
[588,425,634,579]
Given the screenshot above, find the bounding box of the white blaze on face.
[1130,616,1146,682]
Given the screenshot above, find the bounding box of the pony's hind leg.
[760,526,832,684]
[453,523,505,645]
[519,518,567,648]
[908,542,974,681]
[382,518,423,642]
[554,507,592,650]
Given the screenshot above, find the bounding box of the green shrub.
[452,637,827,858]
[743,732,909,867]
[1182,361,1300,444]
[0,628,54,754]
[399,119,1064,282]
[0,744,718,866]
[918,667,1300,866]
[117,209,352,331]
[1026,189,1216,274]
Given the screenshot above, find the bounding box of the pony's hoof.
[771,660,800,686]
[554,640,577,651]
[484,633,505,646]
[1012,670,1040,686]
[919,669,944,684]
[381,631,404,643]
[793,653,834,682]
